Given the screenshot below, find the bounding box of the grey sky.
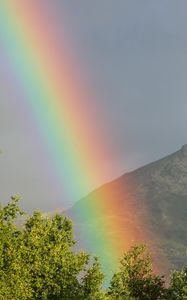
[62,0,187,166]
[1,0,187,211]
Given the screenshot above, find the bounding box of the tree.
[0,195,29,300]
[168,268,187,299]
[2,197,187,300]
[107,245,167,300]
[80,257,106,299]
[0,196,105,300]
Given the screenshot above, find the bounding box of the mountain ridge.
[67,145,187,276]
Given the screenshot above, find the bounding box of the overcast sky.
[1,0,187,211]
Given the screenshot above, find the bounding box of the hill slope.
[67,145,187,275]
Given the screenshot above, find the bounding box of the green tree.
[168,268,187,299]
[3,196,187,300]
[0,195,29,300]
[0,196,105,300]
[80,257,106,299]
[107,245,167,300]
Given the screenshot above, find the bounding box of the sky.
[0,0,187,211]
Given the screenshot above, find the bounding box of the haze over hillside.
[67,145,187,276]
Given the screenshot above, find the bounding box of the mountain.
[67,145,187,277]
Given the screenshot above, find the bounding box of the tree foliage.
[168,268,187,299]
[107,245,166,300]
[0,197,187,300]
[0,196,104,300]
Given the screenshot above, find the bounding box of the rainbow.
[0,1,161,280]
